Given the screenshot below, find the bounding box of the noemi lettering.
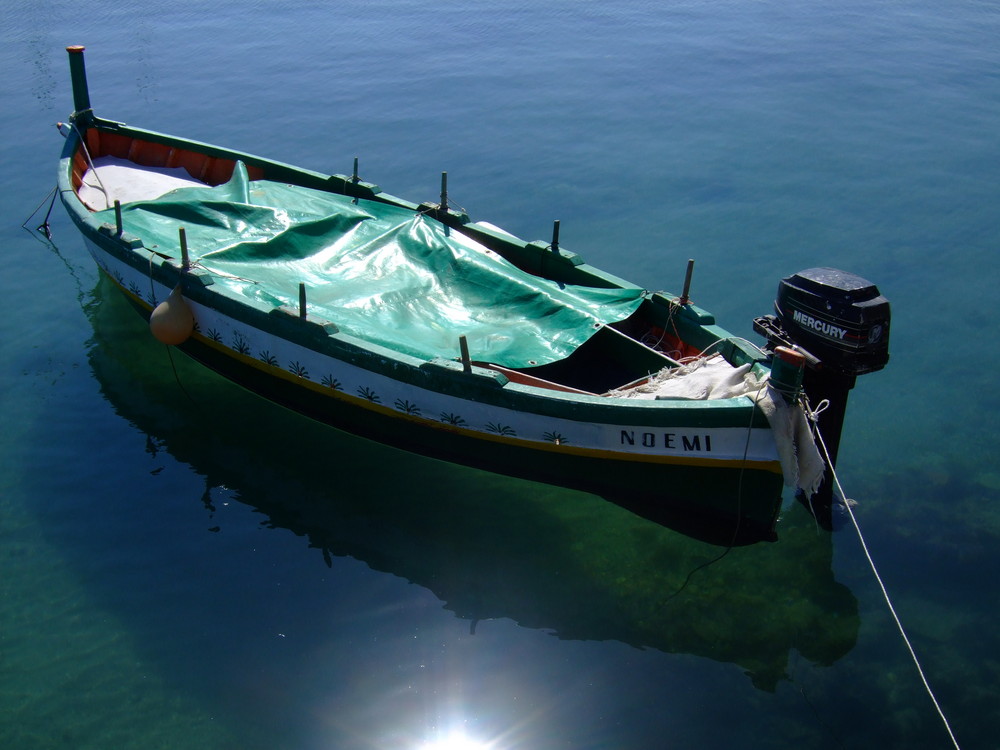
[620,430,712,452]
[791,309,847,340]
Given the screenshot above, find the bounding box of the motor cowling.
[767,267,890,376]
[753,267,891,529]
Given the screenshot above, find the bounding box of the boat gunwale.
[96,270,781,476]
[59,119,774,431]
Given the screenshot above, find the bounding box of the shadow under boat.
[601,491,777,546]
[85,272,859,692]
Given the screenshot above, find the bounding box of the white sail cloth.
[79,156,206,210]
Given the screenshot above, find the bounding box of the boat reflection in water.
[87,273,858,693]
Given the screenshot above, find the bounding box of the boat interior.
[69,126,740,397]
[69,127,263,197]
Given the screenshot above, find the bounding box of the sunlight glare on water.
[2,1,999,748]
[418,730,492,750]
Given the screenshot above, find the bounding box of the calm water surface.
[2,2,999,748]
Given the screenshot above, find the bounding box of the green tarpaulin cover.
[101,163,645,367]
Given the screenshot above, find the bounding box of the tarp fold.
[97,162,645,367]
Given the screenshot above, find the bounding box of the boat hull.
[60,114,786,536]
[86,244,784,535]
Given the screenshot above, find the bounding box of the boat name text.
[620,431,713,452]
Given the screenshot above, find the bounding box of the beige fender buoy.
[149,285,194,345]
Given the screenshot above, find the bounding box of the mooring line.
[809,404,963,750]
[22,185,59,238]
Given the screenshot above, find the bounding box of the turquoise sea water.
[2,1,999,748]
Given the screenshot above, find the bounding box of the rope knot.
[807,398,830,422]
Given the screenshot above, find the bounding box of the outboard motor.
[754,267,890,528]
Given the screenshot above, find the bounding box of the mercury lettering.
[791,309,847,340]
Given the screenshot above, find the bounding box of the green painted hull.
[165,305,783,535]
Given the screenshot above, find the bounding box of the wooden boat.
[55,46,890,537]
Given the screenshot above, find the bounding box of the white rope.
[70,119,111,209]
[806,402,963,750]
[682,335,770,362]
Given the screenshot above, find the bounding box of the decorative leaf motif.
[394,399,421,416]
[440,412,467,426]
[207,328,223,342]
[232,332,251,355]
[357,386,381,403]
[321,374,343,390]
[486,422,516,437]
[258,350,278,366]
[289,361,309,379]
[544,431,568,445]
[128,281,143,298]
